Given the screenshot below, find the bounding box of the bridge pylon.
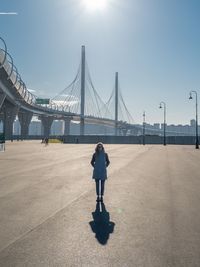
[80,45,85,135]
[115,72,119,136]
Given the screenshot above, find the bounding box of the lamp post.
[143,111,146,145]
[3,105,6,151]
[159,101,166,146]
[189,90,199,149]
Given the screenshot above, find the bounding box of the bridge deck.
[0,142,200,266]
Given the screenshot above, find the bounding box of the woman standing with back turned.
[91,142,110,202]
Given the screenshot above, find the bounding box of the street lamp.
[3,105,6,151]
[189,90,199,149]
[143,111,146,145]
[159,101,166,146]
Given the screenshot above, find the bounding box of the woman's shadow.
[89,202,115,245]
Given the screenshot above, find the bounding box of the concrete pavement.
[0,142,200,266]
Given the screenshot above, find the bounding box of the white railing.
[0,47,37,105]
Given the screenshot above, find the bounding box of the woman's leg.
[95,180,100,196]
[101,180,105,196]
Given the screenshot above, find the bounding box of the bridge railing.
[0,46,37,106]
[0,46,65,113]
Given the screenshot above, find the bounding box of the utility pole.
[159,102,167,146]
[143,111,146,145]
[189,91,199,149]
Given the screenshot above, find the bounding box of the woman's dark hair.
[95,142,105,153]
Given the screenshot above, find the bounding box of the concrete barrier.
[62,135,197,145]
[11,135,197,145]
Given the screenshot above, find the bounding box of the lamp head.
[189,93,193,100]
[159,104,162,109]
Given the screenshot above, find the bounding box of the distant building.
[190,119,196,127]
[153,123,160,129]
[51,120,64,135]
[70,122,115,135]
[29,121,41,135]
[13,120,20,135]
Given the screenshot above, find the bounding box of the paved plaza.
[0,142,200,267]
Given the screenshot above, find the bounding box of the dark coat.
[91,152,110,180]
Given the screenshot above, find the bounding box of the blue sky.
[0,0,200,124]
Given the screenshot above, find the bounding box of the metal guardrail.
[0,37,65,111]
[0,37,37,106]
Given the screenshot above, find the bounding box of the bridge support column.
[18,111,33,140]
[40,116,54,138]
[80,118,85,135]
[0,93,6,111]
[3,104,18,140]
[64,117,71,135]
[115,124,119,136]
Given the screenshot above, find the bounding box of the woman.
[91,142,110,202]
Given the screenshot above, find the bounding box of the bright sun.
[83,0,107,11]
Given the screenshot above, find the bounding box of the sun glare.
[83,0,107,11]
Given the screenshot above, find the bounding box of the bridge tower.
[80,45,85,135]
[115,72,119,136]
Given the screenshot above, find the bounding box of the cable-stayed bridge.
[51,46,135,135]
